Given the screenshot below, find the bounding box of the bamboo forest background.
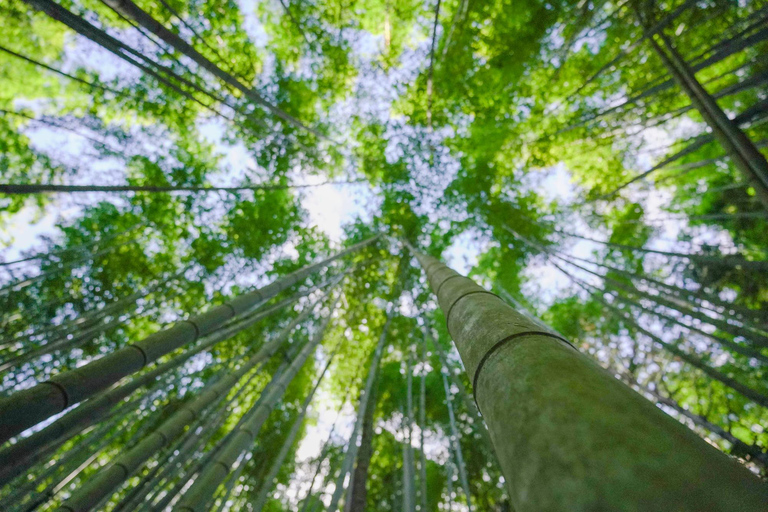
[0,0,767,510]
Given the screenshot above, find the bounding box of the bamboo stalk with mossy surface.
[405,242,768,511]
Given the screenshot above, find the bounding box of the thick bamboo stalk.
[3,271,175,353]
[407,245,768,511]
[0,406,126,510]
[55,286,332,511]
[497,285,768,469]
[0,236,377,443]
[0,277,334,487]
[635,378,768,468]
[172,296,340,511]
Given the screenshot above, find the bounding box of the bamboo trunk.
[172,296,340,511]
[326,313,392,512]
[642,18,768,208]
[0,236,377,443]
[407,244,768,511]
[251,348,338,511]
[0,277,333,487]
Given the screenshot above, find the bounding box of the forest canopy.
[0,0,767,510]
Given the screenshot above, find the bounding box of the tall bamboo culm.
[173,295,341,511]
[0,236,378,443]
[406,244,768,512]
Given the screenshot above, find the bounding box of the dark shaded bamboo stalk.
[0,235,378,443]
[0,180,365,195]
[406,242,768,511]
[99,0,328,140]
[326,312,393,512]
[645,24,768,208]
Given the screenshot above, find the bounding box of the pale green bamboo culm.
[55,283,336,512]
[0,275,339,488]
[173,295,340,511]
[406,243,768,512]
[326,312,392,512]
[0,235,378,443]
[251,346,340,511]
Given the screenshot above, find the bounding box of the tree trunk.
[0,236,377,443]
[0,180,363,195]
[344,370,378,512]
[641,16,768,208]
[406,244,768,511]
[173,296,340,512]
[327,312,393,512]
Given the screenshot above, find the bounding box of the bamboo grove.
[0,0,767,510]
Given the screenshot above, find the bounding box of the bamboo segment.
[0,236,378,443]
[56,286,332,512]
[408,246,768,512]
[440,365,472,512]
[0,277,334,487]
[251,348,339,511]
[173,296,340,511]
[326,313,392,512]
